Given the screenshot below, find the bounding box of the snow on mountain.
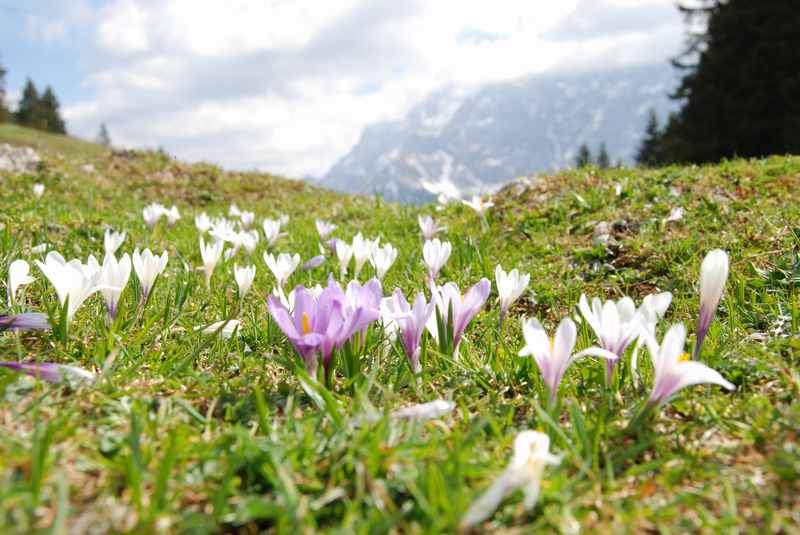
[323,64,678,203]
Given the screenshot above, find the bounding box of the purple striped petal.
[0,362,94,384]
[0,313,51,332]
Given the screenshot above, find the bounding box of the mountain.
[323,64,678,202]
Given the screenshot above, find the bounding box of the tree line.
[0,58,67,134]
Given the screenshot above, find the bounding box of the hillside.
[0,126,798,533]
[324,64,677,202]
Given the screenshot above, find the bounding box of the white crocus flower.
[435,193,451,212]
[462,195,494,217]
[664,206,685,223]
[278,214,289,227]
[35,251,102,323]
[578,294,643,383]
[495,265,530,326]
[99,253,131,319]
[200,319,241,339]
[631,291,673,384]
[195,212,212,233]
[519,316,618,404]
[30,243,50,255]
[262,218,284,247]
[103,229,126,256]
[228,204,242,217]
[7,259,36,305]
[422,239,451,281]
[694,249,729,359]
[165,205,181,226]
[644,323,735,407]
[315,219,337,239]
[369,243,398,280]
[418,215,443,241]
[239,210,255,227]
[241,230,260,255]
[132,248,168,300]
[142,203,165,227]
[336,240,354,278]
[32,183,45,197]
[263,252,300,288]
[209,217,236,243]
[234,264,256,298]
[461,431,561,528]
[351,233,377,279]
[199,238,225,287]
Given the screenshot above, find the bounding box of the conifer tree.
[14,78,40,128]
[596,143,610,168]
[575,144,592,167]
[39,86,66,134]
[636,109,664,167]
[0,59,8,123]
[96,123,111,146]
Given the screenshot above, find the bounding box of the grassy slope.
[0,125,798,533]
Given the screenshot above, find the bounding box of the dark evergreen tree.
[596,143,610,168]
[636,109,665,166]
[39,86,66,134]
[0,59,8,123]
[661,0,800,163]
[575,144,592,167]
[96,123,111,146]
[14,78,41,128]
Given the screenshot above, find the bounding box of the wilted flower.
[7,259,35,305]
[234,264,256,298]
[644,323,734,407]
[495,265,530,326]
[422,239,451,281]
[0,313,50,332]
[694,249,729,359]
[370,243,398,280]
[518,317,618,404]
[199,238,225,288]
[0,362,95,384]
[315,219,337,239]
[103,229,126,256]
[263,252,300,288]
[35,251,102,323]
[383,289,434,373]
[418,215,443,241]
[461,431,560,528]
[99,253,131,319]
[142,203,165,227]
[462,195,494,217]
[132,248,168,300]
[195,212,212,233]
[578,294,642,383]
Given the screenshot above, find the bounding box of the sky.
[0,0,685,179]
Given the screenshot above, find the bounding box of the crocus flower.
[336,240,354,278]
[0,313,50,332]
[239,210,255,227]
[234,264,256,298]
[384,289,434,373]
[263,252,300,288]
[352,233,378,279]
[436,193,451,212]
[664,206,685,223]
[99,253,131,319]
[262,218,284,247]
[30,243,49,255]
[369,243,398,280]
[422,239,451,282]
[426,278,491,354]
[631,291,673,383]
[229,204,242,217]
[644,323,734,407]
[495,265,530,326]
[210,217,237,242]
[302,255,325,271]
[142,203,165,227]
[518,317,618,404]
[7,259,35,305]
[199,238,225,287]
[35,251,102,323]
[462,195,494,217]
[461,431,560,528]
[267,284,379,377]
[165,205,181,226]
[103,229,126,256]
[0,362,95,384]
[578,294,642,383]
[132,248,168,300]
[391,399,455,421]
[418,215,443,241]
[199,319,241,339]
[344,278,383,332]
[315,219,337,239]
[32,183,45,197]
[694,249,729,359]
[195,212,212,233]
[278,214,289,227]
[242,230,260,255]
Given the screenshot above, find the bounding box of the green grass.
[0,125,798,533]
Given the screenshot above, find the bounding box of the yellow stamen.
[302,312,311,335]
[550,336,555,354]
[678,352,690,362]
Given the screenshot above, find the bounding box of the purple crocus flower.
[0,362,95,384]
[427,278,491,355]
[0,313,51,332]
[302,255,325,271]
[267,282,380,379]
[384,289,434,373]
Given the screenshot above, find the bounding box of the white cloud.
[62,0,684,177]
